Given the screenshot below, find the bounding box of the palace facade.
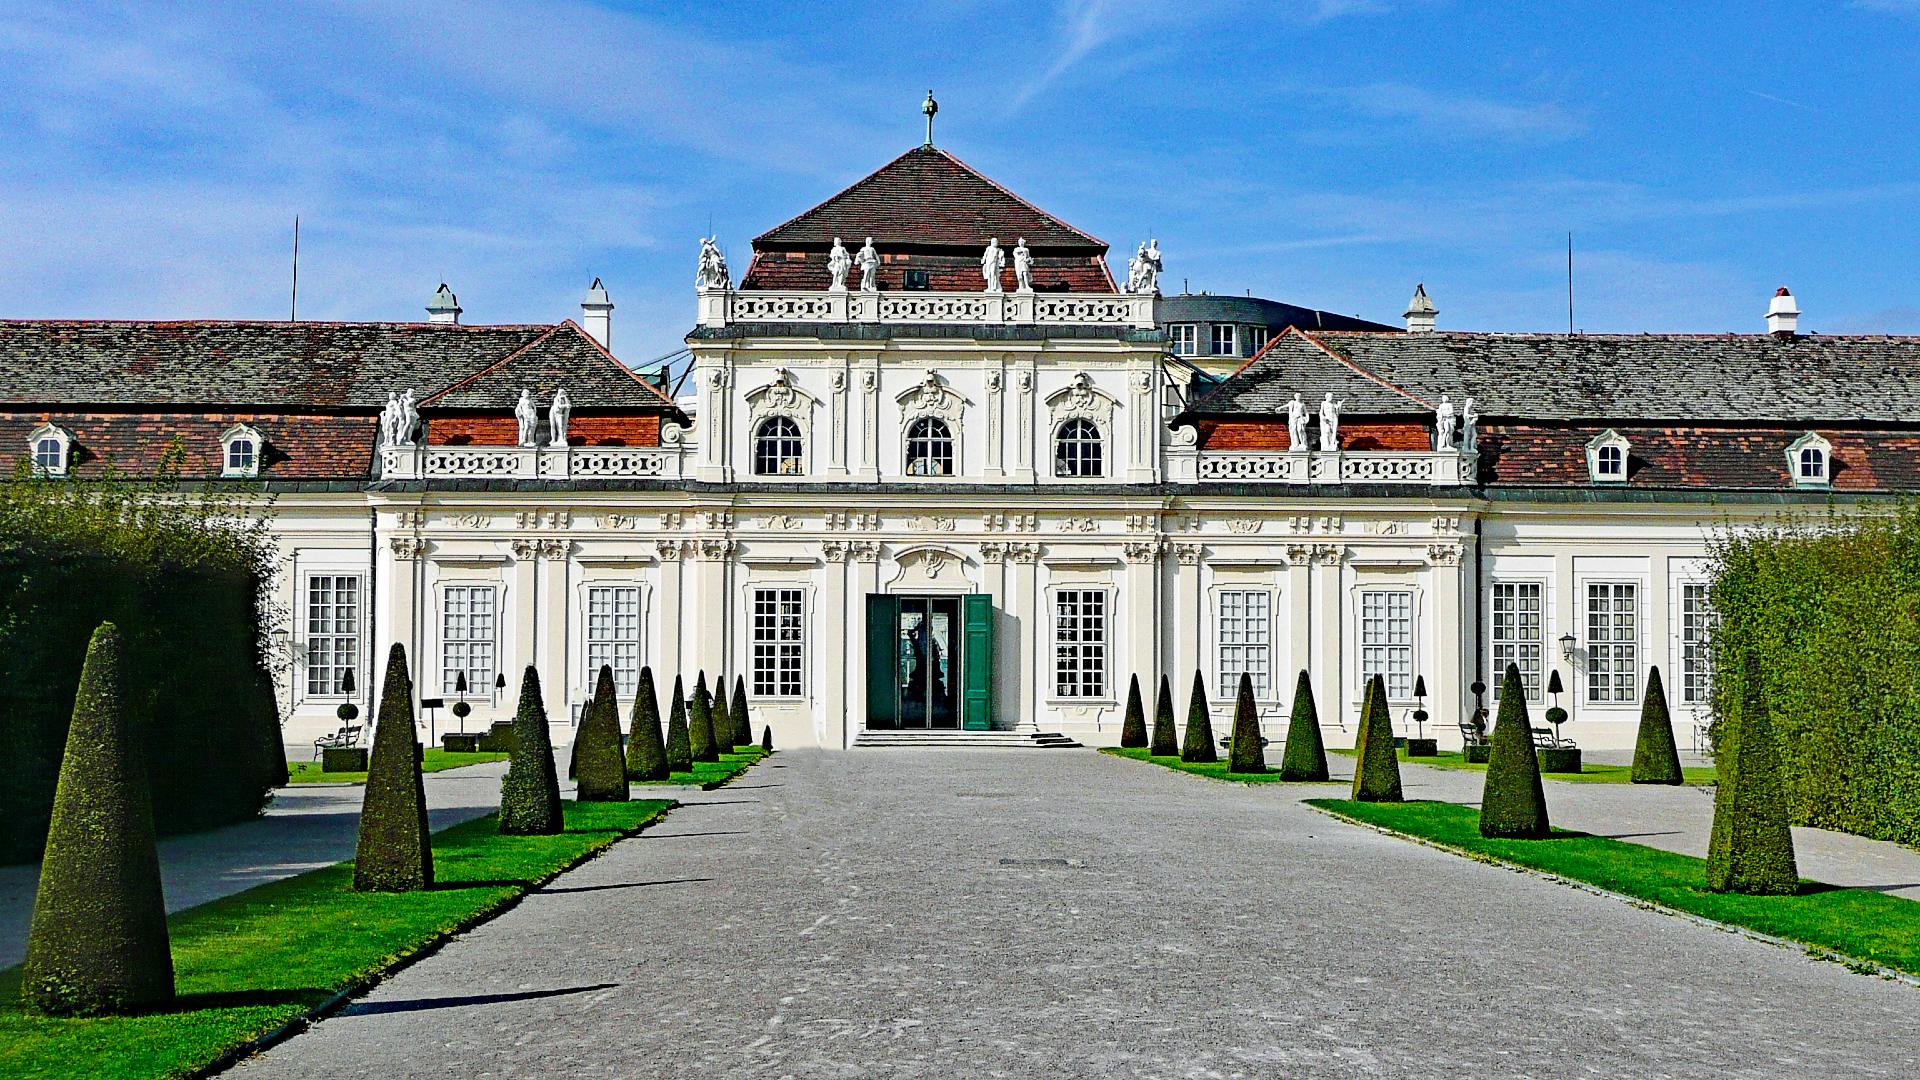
[7,141,1917,753]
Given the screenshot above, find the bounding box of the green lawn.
[0,798,673,1080]
[632,747,770,790]
[1308,798,1920,976]
[285,748,509,785]
[1099,746,1335,784]
[1329,746,1717,785]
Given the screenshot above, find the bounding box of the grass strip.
[1329,746,1717,785]
[0,798,673,1080]
[285,748,509,785]
[634,747,770,790]
[1308,798,1920,977]
[1099,746,1331,784]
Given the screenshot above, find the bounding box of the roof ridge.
[750,146,927,246]
[418,323,567,405]
[1297,329,1435,410]
[554,319,678,407]
[925,146,1106,249]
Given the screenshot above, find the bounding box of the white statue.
[827,237,852,291]
[1285,393,1310,452]
[1127,238,1163,294]
[514,388,538,447]
[381,392,401,446]
[547,388,572,448]
[1318,393,1343,453]
[1461,398,1479,453]
[1013,237,1033,293]
[695,236,730,291]
[1434,393,1457,451]
[396,390,419,445]
[857,236,879,292]
[981,238,1005,293]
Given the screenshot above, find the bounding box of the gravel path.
[235,748,1920,1079]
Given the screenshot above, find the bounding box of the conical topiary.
[353,643,432,892]
[1227,671,1265,774]
[732,674,755,750]
[1119,675,1148,748]
[1631,665,1684,785]
[1350,674,1403,802]
[21,622,174,1016]
[711,674,734,751]
[573,665,629,802]
[1480,664,1549,838]
[1150,674,1178,756]
[762,724,774,752]
[1278,669,1329,782]
[665,675,692,773]
[1706,671,1799,894]
[626,666,670,782]
[1180,672,1217,764]
[499,665,562,835]
[689,672,719,763]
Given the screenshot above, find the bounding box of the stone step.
[851,730,1083,749]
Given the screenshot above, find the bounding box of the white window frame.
[1052,587,1110,701]
[1679,582,1715,705]
[750,587,806,698]
[1169,324,1198,356]
[903,416,956,477]
[1585,581,1639,704]
[1489,580,1545,701]
[220,423,264,478]
[439,584,498,697]
[1209,323,1237,356]
[1052,418,1105,479]
[28,423,71,478]
[1247,326,1270,354]
[1214,588,1273,700]
[1785,432,1831,488]
[752,416,806,477]
[1586,429,1630,483]
[1358,588,1415,701]
[583,584,643,698]
[304,573,362,697]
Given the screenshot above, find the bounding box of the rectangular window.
[440,585,497,696]
[1489,581,1543,699]
[1586,582,1638,703]
[305,575,360,696]
[1054,590,1108,698]
[1210,323,1237,355]
[585,586,641,697]
[1359,590,1413,699]
[1216,590,1272,699]
[1681,583,1714,704]
[1170,324,1198,356]
[751,588,805,697]
[1247,326,1270,354]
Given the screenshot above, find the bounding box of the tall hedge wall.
[1707,507,1920,845]
[0,459,285,864]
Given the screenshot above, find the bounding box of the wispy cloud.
[1314,82,1586,141]
[1747,89,1816,111]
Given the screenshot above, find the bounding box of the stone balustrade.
[1174,449,1478,487]
[697,287,1158,329]
[380,444,687,482]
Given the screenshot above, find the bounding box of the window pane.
[1217,590,1271,699]
[1055,590,1107,698]
[1489,581,1543,699]
[1055,419,1103,478]
[752,588,805,697]
[1681,583,1715,704]
[305,575,361,696]
[585,586,641,697]
[1586,583,1637,703]
[441,585,497,695]
[1360,590,1413,699]
[905,418,954,476]
[753,417,804,476]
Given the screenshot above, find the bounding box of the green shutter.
[865,594,899,730]
[963,594,994,731]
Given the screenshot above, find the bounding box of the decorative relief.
[660,511,683,529]
[860,370,877,393]
[1124,514,1157,533]
[1311,543,1345,566]
[1045,372,1117,436]
[1224,519,1262,535]
[1427,543,1463,566]
[1286,514,1342,535]
[1008,542,1041,564]
[754,514,804,530]
[656,539,687,561]
[980,541,1009,563]
[701,511,733,530]
[848,540,881,562]
[908,514,956,533]
[1059,515,1098,533]
[1123,540,1162,564]
[981,512,1038,532]
[394,510,425,528]
[595,513,647,530]
[1430,515,1462,534]
[1285,544,1313,564]
[510,538,538,561]
[515,510,572,530]
[1373,520,1405,536]
[537,538,570,559]
[745,368,816,432]
[830,370,847,394]
[821,540,848,563]
[896,371,967,425]
[826,511,879,530]
[660,420,687,447]
[1174,542,1203,566]
[389,536,425,560]
[697,538,735,561]
[1016,371,1033,395]
[1129,370,1153,395]
[986,370,1003,393]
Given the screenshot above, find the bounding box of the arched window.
[220,423,264,478]
[1054,418,1103,477]
[753,416,804,476]
[33,436,63,474]
[904,417,954,476]
[1596,444,1624,478]
[1585,430,1629,483]
[227,437,256,474]
[1786,432,1831,488]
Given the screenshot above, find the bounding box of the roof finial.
[922,89,938,148]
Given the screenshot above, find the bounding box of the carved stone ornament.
[826,511,879,530]
[441,511,486,528]
[537,538,570,559]
[1125,514,1157,533]
[747,369,813,427]
[394,510,425,529]
[1170,424,1199,448]
[1123,540,1162,564]
[698,538,734,561]
[660,511,684,529]
[515,510,572,529]
[656,539,686,561]
[1008,542,1041,564]
[754,514,804,530]
[1430,515,1462,535]
[510,538,538,561]
[898,371,965,425]
[1312,543,1345,566]
[1427,543,1463,566]
[660,421,687,447]
[1059,516,1098,533]
[986,370,1003,393]
[980,541,1009,563]
[1045,372,1117,431]
[701,511,733,529]
[596,513,645,530]
[908,515,956,533]
[848,540,882,562]
[390,536,425,560]
[1174,543,1203,566]
[830,369,847,394]
[1225,519,1262,535]
[821,540,848,563]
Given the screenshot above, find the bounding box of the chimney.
[581,277,613,348]
[1766,286,1799,339]
[426,283,462,325]
[1404,283,1437,333]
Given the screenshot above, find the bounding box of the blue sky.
[3,1,1918,365]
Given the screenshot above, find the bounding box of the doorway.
[864,593,994,731]
[897,596,960,728]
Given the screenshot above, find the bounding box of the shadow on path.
[342,983,618,1017]
[536,877,713,895]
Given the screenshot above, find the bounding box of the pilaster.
[537,538,570,726]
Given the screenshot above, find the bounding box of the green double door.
[865,594,993,731]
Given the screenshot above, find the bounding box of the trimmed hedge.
[1707,656,1799,894]
[1278,669,1329,782]
[1179,672,1216,764]
[626,666,670,782]
[688,673,719,764]
[664,675,692,773]
[1226,672,1264,774]
[353,644,432,892]
[1631,666,1684,785]
[21,622,175,1016]
[0,465,284,864]
[1480,664,1549,838]
[573,666,629,803]
[498,665,562,835]
[1119,675,1148,748]
[731,674,754,749]
[711,674,734,752]
[1149,675,1178,757]
[1706,508,1920,844]
[1350,675,1402,802]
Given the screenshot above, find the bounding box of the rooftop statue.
[548,388,572,449]
[1127,238,1163,295]
[1286,393,1310,452]
[515,388,538,447]
[696,236,731,291]
[827,237,852,291]
[981,238,1005,294]
[1013,238,1033,293]
[857,237,880,292]
[1461,398,1479,453]
[1435,393,1457,451]
[1319,393,1344,453]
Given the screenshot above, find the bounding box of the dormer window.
[903,269,930,290]
[28,423,71,478]
[1586,430,1630,483]
[1786,432,1831,488]
[220,424,264,478]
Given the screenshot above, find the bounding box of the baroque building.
[4,138,1911,754]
